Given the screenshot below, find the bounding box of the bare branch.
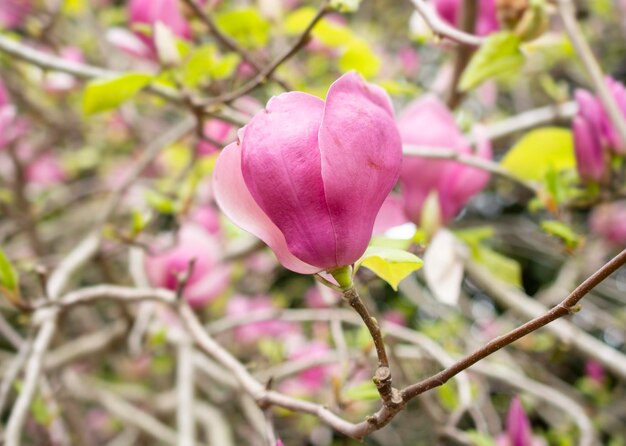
[409,0,484,46]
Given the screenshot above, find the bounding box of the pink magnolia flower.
[435,0,500,36]
[213,72,402,274]
[144,224,231,308]
[225,295,298,343]
[496,397,545,446]
[399,95,491,225]
[0,0,31,29]
[589,201,626,246]
[574,78,626,157]
[124,0,191,58]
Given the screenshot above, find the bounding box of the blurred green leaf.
[541,220,580,249]
[465,431,498,446]
[460,31,524,91]
[145,190,176,215]
[357,246,423,290]
[339,41,381,78]
[82,73,153,115]
[0,248,19,293]
[183,45,240,87]
[501,127,575,180]
[344,381,380,401]
[330,0,361,13]
[437,382,459,411]
[473,245,522,287]
[216,9,270,49]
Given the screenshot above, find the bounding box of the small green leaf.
[501,127,575,180]
[339,41,381,79]
[82,73,154,115]
[459,31,524,91]
[0,248,19,292]
[145,190,176,215]
[216,9,270,49]
[344,381,379,401]
[357,246,423,290]
[473,245,522,287]
[464,431,498,446]
[541,220,580,249]
[330,0,362,13]
[437,382,459,411]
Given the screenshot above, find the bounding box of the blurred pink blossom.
[585,360,606,384]
[496,397,545,446]
[0,0,31,29]
[144,224,231,308]
[197,120,234,155]
[25,152,66,186]
[280,341,337,396]
[398,95,492,225]
[435,0,500,36]
[382,310,407,327]
[398,46,420,78]
[589,201,626,246]
[225,295,298,343]
[43,47,85,92]
[304,285,340,308]
[187,206,221,234]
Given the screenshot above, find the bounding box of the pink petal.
[241,92,339,268]
[212,141,319,274]
[373,193,410,235]
[318,72,402,265]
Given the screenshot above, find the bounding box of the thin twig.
[410,0,484,46]
[403,144,538,193]
[446,0,478,108]
[199,1,331,107]
[181,0,290,90]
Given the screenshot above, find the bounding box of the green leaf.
[182,45,240,87]
[0,248,19,293]
[216,9,270,49]
[459,31,524,91]
[500,127,575,180]
[82,73,154,115]
[357,246,423,290]
[541,220,580,249]
[339,41,381,79]
[437,382,459,411]
[145,190,176,215]
[330,0,362,13]
[473,245,522,287]
[344,381,380,401]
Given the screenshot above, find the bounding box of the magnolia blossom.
[398,95,492,226]
[225,295,297,343]
[0,0,31,29]
[572,78,626,182]
[589,201,626,246]
[25,152,66,186]
[109,0,191,59]
[496,397,546,446]
[435,0,500,36]
[144,224,231,308]
[213,72,402,274]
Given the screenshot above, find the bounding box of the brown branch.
[446,0,478,108]
[400,248,626,400]
[199,1,331,108]
[342,287,400,408]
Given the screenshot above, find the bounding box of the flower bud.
[213,72,402,274]
[398,96,492,227]
[589,201,626,247]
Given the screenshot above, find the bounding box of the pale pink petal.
[212,142,319,274]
